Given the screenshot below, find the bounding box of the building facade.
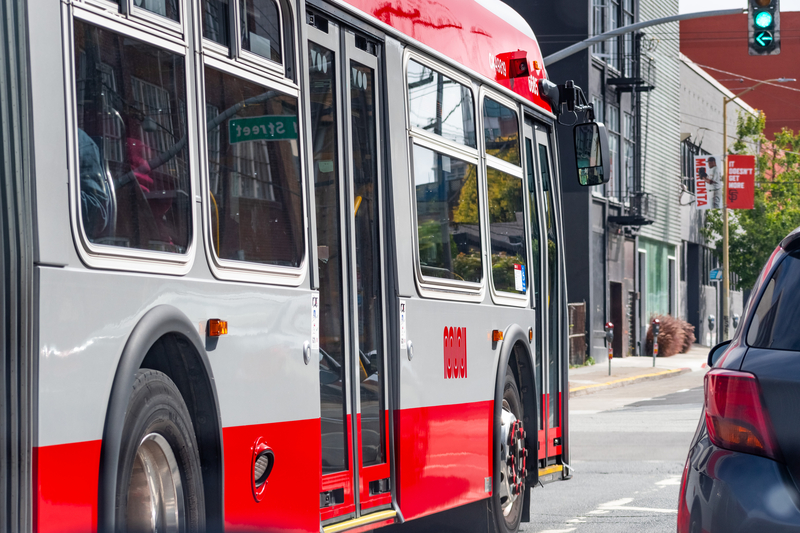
[508,0,686,360]
[679,54,752,346]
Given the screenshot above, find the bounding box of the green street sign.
[229,115,298,143]
[755,30,773,47]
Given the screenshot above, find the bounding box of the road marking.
[677,388,690,392]
[586,509,610,514]
[656,476,682,486]
[537,529,576,533]
[596,497,677,513]
[570,410,601,415]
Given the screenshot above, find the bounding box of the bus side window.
[483,97,526,296]
[203,67,304,267]
[73,20,191,254]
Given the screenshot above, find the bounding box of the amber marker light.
[208,319,228,337]
[492,330,504,342]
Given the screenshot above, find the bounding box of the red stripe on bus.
[394,401,493,521]
[223,418,320,532]
[33,440,102,533]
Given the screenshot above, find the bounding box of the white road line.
[596,497,677,513]
[677,388,690,392]
[656,476,682,486]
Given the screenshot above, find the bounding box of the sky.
[680,0,800,13]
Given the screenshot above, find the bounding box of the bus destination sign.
[229,115,298,143]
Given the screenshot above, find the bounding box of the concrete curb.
[568,367,692,398]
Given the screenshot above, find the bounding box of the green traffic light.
[755,11,773,28]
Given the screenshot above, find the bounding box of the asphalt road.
[522,369,708,533]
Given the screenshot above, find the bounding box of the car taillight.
[704,368,781,461]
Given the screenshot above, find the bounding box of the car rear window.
[748,250,800,350]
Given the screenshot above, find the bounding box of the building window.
[609,0,620,71]
[607,104,620,199]
[623,0,634,76]
[624,112,634,196]
[592,0,605,56]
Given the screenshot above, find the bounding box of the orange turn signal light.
[492,330,504,342]
[208,319,228,337]
[532,60,540,71]
[528,327,533,342]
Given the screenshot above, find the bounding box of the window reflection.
[204,67,304,267]
[134,0,179,21]
[350,60,385,467]
[74,20,191,253]
[413,144,482,283]
[202,0,230,46]
[240,0,282,63]
[407,59,476,148]
[309,42,348,473]
[487,168,526,294]
[484,98,520,165]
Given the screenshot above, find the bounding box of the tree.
[703,112,800,290]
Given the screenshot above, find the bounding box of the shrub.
[680,321,696,353]
[645,314,695,357]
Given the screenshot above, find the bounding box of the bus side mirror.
[573,122,610,186]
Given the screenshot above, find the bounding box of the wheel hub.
[125,433,185,533]
[499,400,528,516]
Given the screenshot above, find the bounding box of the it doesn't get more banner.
[695,155,724,210]
[727,155,755,210]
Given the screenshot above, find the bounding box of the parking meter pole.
[605,323,614,376]
[652,319,660,368]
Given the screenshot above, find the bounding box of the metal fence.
[568,302,587,366]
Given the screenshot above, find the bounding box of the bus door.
[306,11,393,526]
[523,118,563,464]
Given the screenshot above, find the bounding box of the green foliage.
[453,165,524,224]
[452,251,482,282]
[702,112,800,290]
[491,252,525,292]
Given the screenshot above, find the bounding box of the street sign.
[710,269,723,282]
[727,155,756,209]
[229,115,298,144]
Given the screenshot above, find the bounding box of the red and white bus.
[0,0,607,532]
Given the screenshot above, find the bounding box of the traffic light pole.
[544,8,746,66]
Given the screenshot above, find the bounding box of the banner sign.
[727,155,756,210]
[695,155,724,210]
[229,115,298,143]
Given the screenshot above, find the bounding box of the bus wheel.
[497,371,526,532]
[115,369,205,533]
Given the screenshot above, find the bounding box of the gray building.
[679,53,752,346]
[508,0,684,360]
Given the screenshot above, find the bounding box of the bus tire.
[492,369,526,533]
[115,369,205,532]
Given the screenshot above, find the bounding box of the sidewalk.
[568,344,710,397]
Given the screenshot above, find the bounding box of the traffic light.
[749,0,780,55]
